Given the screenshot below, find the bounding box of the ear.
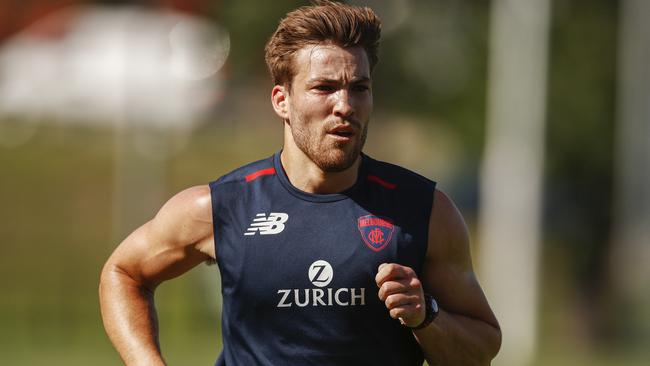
[271,85,290,121]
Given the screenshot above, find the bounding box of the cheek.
[352,93,372,112]
[293,95,330,117]
[363,93,373,110]
[365,99,373,115]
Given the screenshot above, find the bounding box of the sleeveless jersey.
[209,151,436,366]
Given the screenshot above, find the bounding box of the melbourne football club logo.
[357,215,394,252]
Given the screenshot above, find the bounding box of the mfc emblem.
[357,215,394,252]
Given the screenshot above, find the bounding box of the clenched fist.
[375,263,426,328]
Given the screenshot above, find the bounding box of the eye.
[352,84,370,92]
[314,84,336,92]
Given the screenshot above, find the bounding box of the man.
[99,1,501,365]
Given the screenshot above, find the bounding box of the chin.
[314,146,360,173]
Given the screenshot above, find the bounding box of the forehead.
[292,44,370,82]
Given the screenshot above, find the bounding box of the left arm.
[376,189,501,365]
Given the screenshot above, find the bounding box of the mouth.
[327,125,356,140]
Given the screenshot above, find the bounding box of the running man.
[99,1,501,365]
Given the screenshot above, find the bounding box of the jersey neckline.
[273,151,366,203]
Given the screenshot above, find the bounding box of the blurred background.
[0,0,648,365]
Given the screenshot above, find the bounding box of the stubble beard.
[291,120,368,173]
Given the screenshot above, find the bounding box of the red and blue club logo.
[357,215,394,252]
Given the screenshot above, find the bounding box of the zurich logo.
[308,260,333,287]
[357,215,394,252]
[276,260,365,307]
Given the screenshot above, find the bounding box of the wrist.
[409,294,439,330]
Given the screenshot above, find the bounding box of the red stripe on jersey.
[367,175,397,189]
[246,167,276,182]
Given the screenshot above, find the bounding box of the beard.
[291,118,368,173]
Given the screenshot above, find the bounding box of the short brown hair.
[264,0,381,87]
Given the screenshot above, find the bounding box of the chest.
[218,197,424,307]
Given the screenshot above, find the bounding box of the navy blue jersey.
[209,151,436,365]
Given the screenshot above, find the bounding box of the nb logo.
[308,260,333,287]
[244,212,289,236]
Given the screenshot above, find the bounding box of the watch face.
[430,297,439,314]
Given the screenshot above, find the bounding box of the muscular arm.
[376,189,500,365]
[413,189,501,365]
[99,185,215,366]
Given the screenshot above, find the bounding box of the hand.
[375,263,426,328]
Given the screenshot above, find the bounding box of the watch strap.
[410,294,438,330]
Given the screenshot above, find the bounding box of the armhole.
[419,181,437,272]
[208,180,221,268]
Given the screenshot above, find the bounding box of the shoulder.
[427,189,471,265]
[430,190,466,231]
[149,185,213,247]
[157,185,212,223]
[363,154,436,192]
[210,154,276,187]
[208,155,277,211]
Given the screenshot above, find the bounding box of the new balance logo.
[244,213,289,236]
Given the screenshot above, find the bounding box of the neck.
[280,144,361,195]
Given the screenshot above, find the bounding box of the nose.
[332,89,354,118]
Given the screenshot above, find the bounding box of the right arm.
[99,185,215,365]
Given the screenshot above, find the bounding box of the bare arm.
[376,189,501,365]
[412,189,501,365]
[99,185,215,366]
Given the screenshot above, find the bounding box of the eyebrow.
[307,76,371,84]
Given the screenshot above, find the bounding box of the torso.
[210,152,436,366]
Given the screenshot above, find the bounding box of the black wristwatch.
[409,294,439,330]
